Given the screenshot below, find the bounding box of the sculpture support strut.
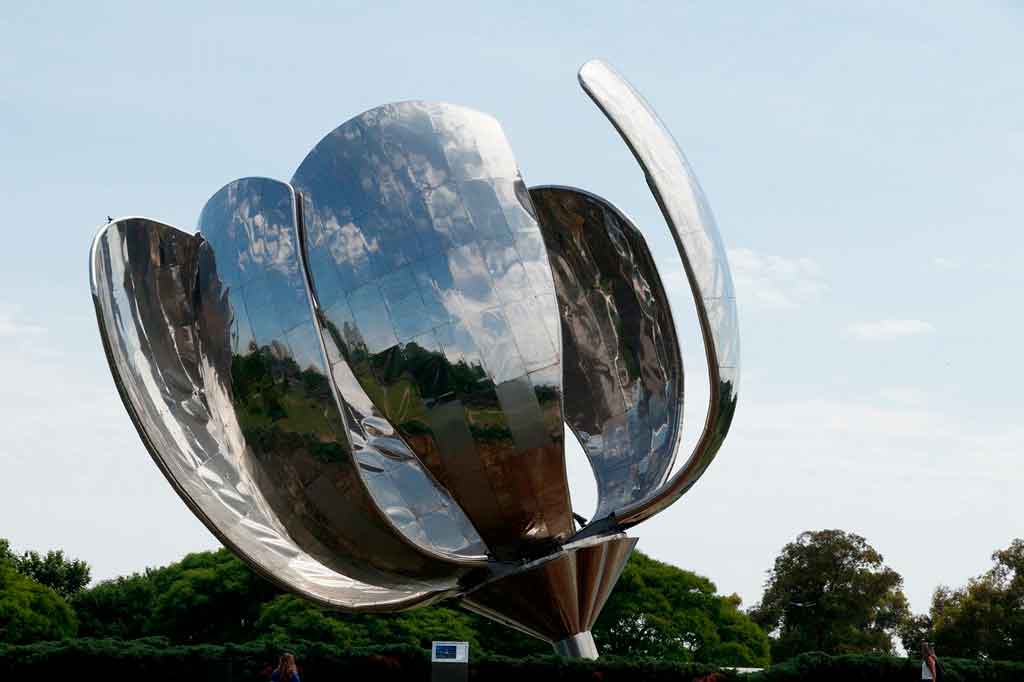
[554,632,598,659]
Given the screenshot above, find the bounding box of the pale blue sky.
[1,2,1022,616]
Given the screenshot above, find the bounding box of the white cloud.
[846,319,934,340]
[0,305,45,338]
[878,387,929,405]
[726,247,826,310]
[636,384,1024,617]
[932,257,960,270]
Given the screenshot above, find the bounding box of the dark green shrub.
[471,653,740,681]
[748,652,1024,682]
[0,562,77,643]
[8,640,1024,681]
[0,638,427,681]
[0,638,737,681]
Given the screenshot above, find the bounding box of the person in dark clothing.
[271,653,300,682]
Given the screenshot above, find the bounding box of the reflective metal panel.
[293,102,572,560]
[88,57,742,659]
[576,60,740,528]
[197,178,486,572]
[530,186,683,521]
[462,534,636,647]
[90,215,454,608]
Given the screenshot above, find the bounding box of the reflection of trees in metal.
[231,345,347,465]
[89,60,740,659]
[531,186,682,521]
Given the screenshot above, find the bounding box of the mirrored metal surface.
[89,57,741,658]
[576,60,740,529]
[462,534,636,646]
[293,102,572,560]
[197,178,486,572]
[90,214,457,608]
[530,186,682,521]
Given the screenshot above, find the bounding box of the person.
[921,642,938,680]
[271,653,300,682]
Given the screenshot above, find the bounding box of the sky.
[1,1,1023,617]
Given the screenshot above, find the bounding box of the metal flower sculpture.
[89,60,739,658]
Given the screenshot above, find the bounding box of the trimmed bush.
[0,639,426,681]
[0,638,737,681]
[748,652,1024,682]
[6,640,1024,681]
[470,653,739,681]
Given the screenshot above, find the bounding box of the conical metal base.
[461,534,636,658]
[554,631,598,659]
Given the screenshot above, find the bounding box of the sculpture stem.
[552,632,598,659]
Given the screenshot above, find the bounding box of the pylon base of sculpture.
[553,632,599,659]
[460,534,636,659]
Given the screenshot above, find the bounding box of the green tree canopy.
[255,594,495,653]
[0,538,91,599]
[928,538,1024,659]
[750,529,908,661]
[74,548,277,642]
[595,551,770,666]
[72,545,765,665]
[0,561,77,644]
[72,571,158,639]
[13,549,91,599]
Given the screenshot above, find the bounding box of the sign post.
[431,641,469,682]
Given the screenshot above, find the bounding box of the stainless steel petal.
[576,60,740,529]
[529,186,682,522]
[292,102,572,560]
[197,177,487,570]
[90,213,458,609]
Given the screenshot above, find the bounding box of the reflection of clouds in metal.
[575,60,740,531]
[293,101,569,562]
[89,59,739,657]
[205,179,487,568]
[531,187,682,522]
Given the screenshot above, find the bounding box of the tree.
[0,561,77,643]
[595,551,770,666]
[145,548,278,643]
[14,549,91,599]
[750,529,909,660]
[73,571,158,639]
[929,538,1024,659]
[70,545,766,663]
[0,538,91,599]
[256,595,370,647]
[73,548,277,643]
[255,594,539,656]
[896,612,933,657]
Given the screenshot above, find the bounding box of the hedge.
[0,638,736,681]
[4,640,1024,681]
[748,652,1024,682]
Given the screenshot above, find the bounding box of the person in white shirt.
[921,642,938,680]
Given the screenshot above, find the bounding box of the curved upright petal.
[90,211,465,609]
[576,60,740,529]
[197,178,487,566]
[293,102,572,560]
[530,186,683,522]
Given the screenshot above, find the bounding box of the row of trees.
[0,539,89,643]
[749,530,1024,662]
[5,530,1024,664]
[0,540,769,666]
